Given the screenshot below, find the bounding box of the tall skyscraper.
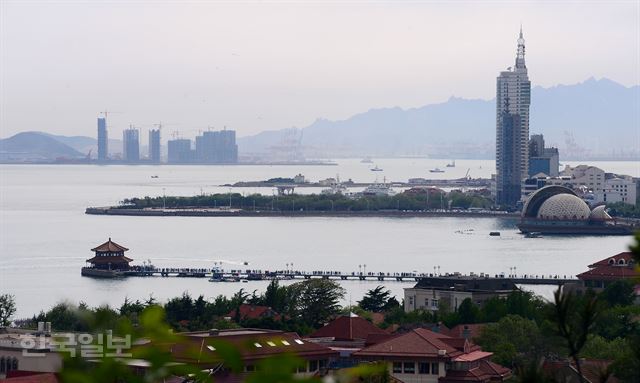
[122,127,140,163]
[148,128,161,163]
[496,27,531,207]
[97,116,108,161]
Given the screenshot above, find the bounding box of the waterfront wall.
[85,207,518,218]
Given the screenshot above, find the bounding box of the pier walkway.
[116,267,577,285]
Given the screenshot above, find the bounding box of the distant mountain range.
[0,131,123,162]
[0,132,84,161]
[1,77,638,162]
[239,77,640,160]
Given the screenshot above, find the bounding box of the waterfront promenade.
[89,266,578,285]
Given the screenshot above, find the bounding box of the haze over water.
[1,159,636,318]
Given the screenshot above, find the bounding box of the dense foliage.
[607,200,640,218]
[121,190,493,212]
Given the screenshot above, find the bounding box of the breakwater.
[86,206,518,218]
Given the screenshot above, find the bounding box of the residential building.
[167,139,194,164]
[353,328,511,383]
[306,314,392,363]
[309,315,389,343]
[0,325,63,378]
[495,27,531,208]
[155,328,337,381]
[194,129,238,164]
[97,116,108,161]
[521,165,636,206]
[404,277,517,313]
[577,252,639,292]
[148,129,160,163]
[122,127,140,163]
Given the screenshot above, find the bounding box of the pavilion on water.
[85,238,133,271]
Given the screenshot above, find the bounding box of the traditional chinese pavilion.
[82,238,133,277]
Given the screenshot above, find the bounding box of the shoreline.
[86,206,519,218]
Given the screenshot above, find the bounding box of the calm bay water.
[1,159,637,318]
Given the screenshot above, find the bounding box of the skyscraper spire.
[515,26,526,70]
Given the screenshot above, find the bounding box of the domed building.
[518,186,634,235]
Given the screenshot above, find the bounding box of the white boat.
[371,165,383,172]
[446,160,456,168]
[361,157,373,164]
[362,180,396,196]
[429,168,445,173]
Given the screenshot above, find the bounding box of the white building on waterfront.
[521,165,637,206]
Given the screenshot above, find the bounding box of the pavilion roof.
[85,255,133,264]
[91,238,129,252]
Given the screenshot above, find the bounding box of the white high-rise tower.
[496,27,531,207]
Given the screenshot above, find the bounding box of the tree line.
[121,190,493,212]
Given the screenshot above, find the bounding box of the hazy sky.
[1,0,639,140]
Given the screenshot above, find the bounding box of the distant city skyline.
[1,1,638,139]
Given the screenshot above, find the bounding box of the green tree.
[264,279,289,313]
[457,298,480,324]
[290,279,345,328]
[358,286,393,312]
[600,280,635,307]
[479,296,508,323]
[475,315,544,368]
[551,290,600,383]
[0,294,16,326]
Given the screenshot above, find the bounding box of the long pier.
[104,267,577,285]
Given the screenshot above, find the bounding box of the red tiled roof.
[353,328,462,359]
[588,252,635,267]
[85,255,133,264]
[365,332,394,346]
[453,351,493,362]
[577,265,638,281]
[226,305,282,321]
[91,238,129,253]
[440,360,511,382]
[442,324,487,340]
[157,329,337,368]
[309,315,389,341]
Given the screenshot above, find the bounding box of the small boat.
[371,165,383,172]
[446,160,456,168]
[151,175,159,178]
[489,231,501,236]
[361,157,374,164]
[525,232,542,238]
[429,168,445,173]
